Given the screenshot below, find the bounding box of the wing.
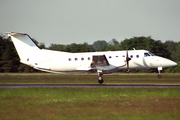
[92,55,109,67]
[91,55,124,74]
[76,54,126,74]
[76,55,110,72]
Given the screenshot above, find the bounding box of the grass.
[0,88,180,120]
[0,73,180,119]
[0,73,180,84]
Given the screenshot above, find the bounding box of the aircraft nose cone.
[170,61,177,67]
[164,59,177,67]
[152,57,177,68]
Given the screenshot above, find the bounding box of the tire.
[98,76,103,84]
[157,75,162,79]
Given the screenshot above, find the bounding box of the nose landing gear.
[98,73,104,84]
[157,67,162,79]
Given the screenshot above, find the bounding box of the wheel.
[98,76,104,84]
[98,79,103,84]
[157,74,162,79]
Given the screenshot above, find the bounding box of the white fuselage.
[23,49,177,74]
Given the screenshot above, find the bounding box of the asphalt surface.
[0,84,180,88]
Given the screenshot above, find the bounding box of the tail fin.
[7,32,41,65]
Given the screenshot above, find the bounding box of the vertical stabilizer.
[7,32,40,65]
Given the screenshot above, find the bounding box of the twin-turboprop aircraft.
[7,32,177,84]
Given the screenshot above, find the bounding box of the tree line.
[0,34,179,73]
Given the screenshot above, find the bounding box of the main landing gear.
[157,67,162,79]
[97,73,104,84]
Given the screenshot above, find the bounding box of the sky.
[1,0,180,47]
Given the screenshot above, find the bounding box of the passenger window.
[81,58,84,61]
[130,55,133,58]
[68,58,71,61]
[88,57,91,60]
[136,55,139,58]
[122,55,125,57]
[109,56,112,58]
[116,56,118,58]
[75,58,78,61]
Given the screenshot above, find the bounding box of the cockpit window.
[144,52,156,57]
[148,52,155,56]
[144,53,150,57]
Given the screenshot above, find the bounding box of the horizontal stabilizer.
[7,32,40,49]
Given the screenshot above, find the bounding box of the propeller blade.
[126,49,130,73]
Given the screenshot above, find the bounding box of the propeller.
[126,48,131,73]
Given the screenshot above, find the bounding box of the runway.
[0,84,180,88]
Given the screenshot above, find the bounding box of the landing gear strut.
[98,73,103,84]
[157,67,162,79]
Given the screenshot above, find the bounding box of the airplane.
[7,32,177,84]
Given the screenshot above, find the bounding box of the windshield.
[144,52,156,57]
[148,52,156,56]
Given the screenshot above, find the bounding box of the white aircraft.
[7,32,177,84]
